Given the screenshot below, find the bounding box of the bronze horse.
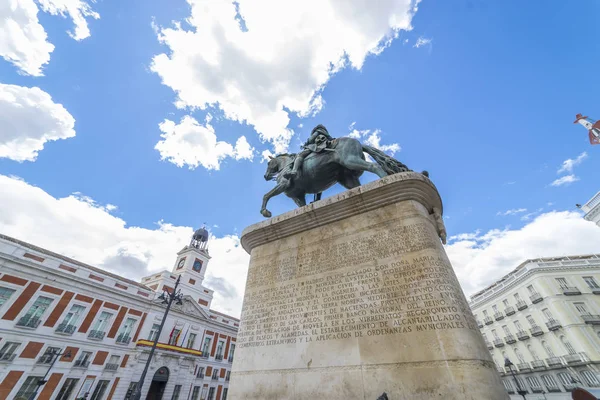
[261,136,423,218]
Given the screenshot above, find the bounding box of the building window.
[202,337,211,354]
[526,285,536,294]
[483,310,489,317]
[491,329,499,339]
[169,329,181,345]
[514,321,524,331]
[125,382,138,399]
[584,276,600,289]
[0,287,16,308]
[502,299,510,307]
[574,302,589,315]
[542,308,554,320]
[226,371,231,381]
[229,344,236,362]
[191,386,201,400]
[561,336,576,355]
[57,304,86,334]
[207,387,216,400]
[186,333,197,348]
[90,380,110,400]
[502,325,511,335]
[197,367,205,378]
[216,340,224,359]
[581,370,600,387]
[171,384,182,400]
[492,305,498,312]
[527,345,539,361]
[17,296,53,328]
[15,376,43,398]
[222,388,228,400]
[77,376,96,399]
[90,311,113,336]
[526,315,536,326]
[56,378,80,400]
[526,376,542,390]
[0,341,20,360]
[75,351,93,367]
[514,293,522,301]
[38,346,61,364]
[502,380,514,392]
[541,374,558,389]
[542,341,555,357]
[515,348,526,364]
[558,372,575,387]
[106,355,121,370]
[148,323,161,341]
[556,277,569,290]
[117,318,137,343]
[212,368,219,380]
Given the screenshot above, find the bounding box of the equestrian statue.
[261,124,428,218]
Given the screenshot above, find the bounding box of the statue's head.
[312,124,331,139]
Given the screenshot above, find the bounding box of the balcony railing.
[485,341,493,350]
[504,306,516,316]
[493,338,504,348]
[228,356,234,363]
[563,383,576,391]
[37,354,55,364]
[530,292,543,304]
[562,286,582,296]
[215,354,223,361]
[564,353,583,364]
[531,360,546,370]
[496,365,504,374]
[73,359,90,368]
[516,330,530,340]
[197,373,205,379]
[591,287,600,295]
[200,352,210,359]
[546,385,561,392]
[530,325,544,336]
[582,314,600,325]
[55,323,76,334]
[88,330,106,340]
[477,320,483,328]
[483,316,493,325]
[0,353,16,362]
[16,317,41,328]
[494,312,504,321]
[546,357,563,367]
[517,362,531,371]
[116,334,131,345]
[516,300,528,311]
[546,319,562,331]
[505,334,516,344]
[105,363,119,371]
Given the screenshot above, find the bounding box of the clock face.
[193,259,203,272]
[177,258,186,269]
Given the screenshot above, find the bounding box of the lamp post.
[29,349,71,400]
[132,275,183,400]
[505,358,528,400]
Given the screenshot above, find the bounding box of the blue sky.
[1,0,599,316]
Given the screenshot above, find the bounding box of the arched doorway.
[146,366,169,400]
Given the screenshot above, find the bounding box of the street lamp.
[505,358,528,400]
[29,348,71,400]
[131,275,184,400]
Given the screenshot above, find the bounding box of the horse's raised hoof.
[261,209,272,218]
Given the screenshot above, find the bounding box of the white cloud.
[0,83,75,162]
[348,125,401,155]
[0,0,54,76]
[496,208,527,216]
[413,36,432,48]
[0,174,250,317]
[0,0,97,76]
[151,0,420,153]
[520,208,543,221]
[37,0,99,41]
[155,114,254,170]
[558,151,588,174]
[446,211,600,297]
[551,174,579,187]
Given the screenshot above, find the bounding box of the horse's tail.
[362,145,412,175]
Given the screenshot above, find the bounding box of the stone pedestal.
[230,172,508,400]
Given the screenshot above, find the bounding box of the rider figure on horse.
[284,124,334,179]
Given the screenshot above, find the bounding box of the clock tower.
[141,226,214,309]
